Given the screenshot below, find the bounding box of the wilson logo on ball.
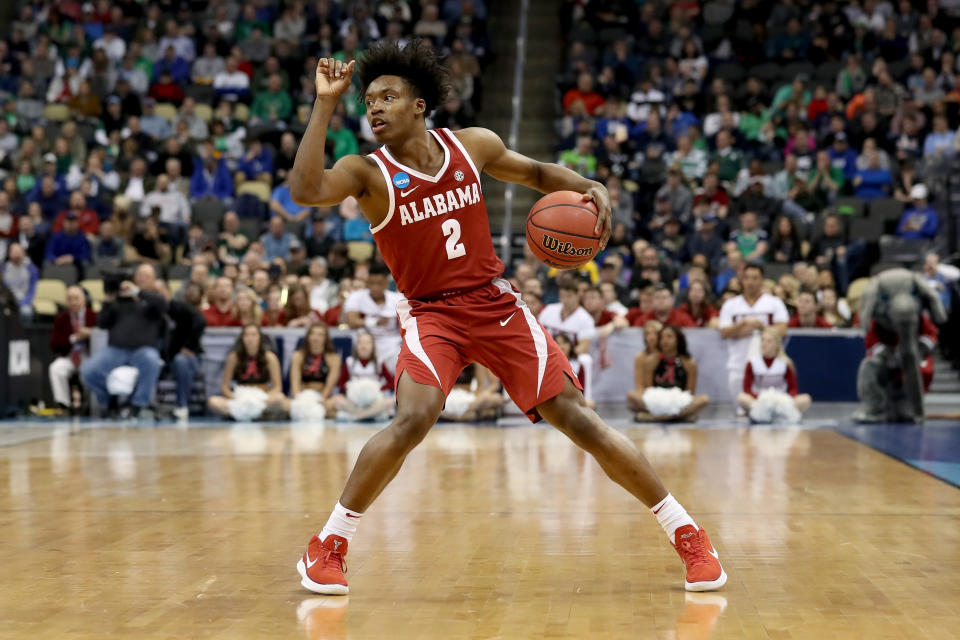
[541,233,595,258]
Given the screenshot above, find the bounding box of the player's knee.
[390,405,439,448]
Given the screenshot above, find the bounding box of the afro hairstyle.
[357,39,452,116]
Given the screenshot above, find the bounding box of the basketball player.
[289,41,726,594]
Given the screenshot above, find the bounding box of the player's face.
[365,75,423,142]
[742,269,763,297]
[761,333,779,359]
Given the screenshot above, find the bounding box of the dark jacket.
[98,291,168,350]
[166,300,206,359]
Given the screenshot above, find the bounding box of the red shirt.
[788,314,833,328]
[203,304,241,327]
[592,309,616,327]
[261,310,286,327]
[677,302,717,327]
[369,128,505,300]
[562,89,606,115]
[628,308,696,328]
[53,209,100,235]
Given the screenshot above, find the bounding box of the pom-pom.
[444,388,475,417]
[346,378,384,410]
[227,386,269,422]
[749,389,801,424]
[291,389,327,422]
[641,387,693,416]
[106,366,140,396]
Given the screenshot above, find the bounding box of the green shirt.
[771,85,811,111]
[251,90,292,121]
[710,148,744,182]
[328,127,358,161]
[738,112,766,141]
[559,150,597,177]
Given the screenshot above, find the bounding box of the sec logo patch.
[392,172,411,189]
[454,170,464,182]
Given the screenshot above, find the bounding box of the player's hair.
[358,39,451,115]
[303,322,335,356]
[743,263,765,277]
[584,284,602,296]
[559,280,580,294]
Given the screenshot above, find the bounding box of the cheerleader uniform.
[652,355,689,390]
[742,356,797,397]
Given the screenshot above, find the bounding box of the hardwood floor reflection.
[0,422,958,639]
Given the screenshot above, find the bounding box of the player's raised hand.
[315,58,356,100]
[583,185,612,250]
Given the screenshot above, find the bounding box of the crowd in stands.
[552,0,960,330]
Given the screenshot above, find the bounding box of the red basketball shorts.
[395,277,582,422]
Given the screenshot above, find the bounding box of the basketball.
[525,191,603,269]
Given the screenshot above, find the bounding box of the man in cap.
[897,184,938,240]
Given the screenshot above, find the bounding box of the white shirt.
[718,293,789,372]
[344,288,403,367]
[214,70,250,91]
[93,36,126,63]
[142,188,191,225]
[308,279,339,313]
[538,303,598,344]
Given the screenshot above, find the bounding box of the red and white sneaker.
[297,534,349,595]
[671,525,727,592]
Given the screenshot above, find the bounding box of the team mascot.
[853,268,946,423]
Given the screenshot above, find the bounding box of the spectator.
[261,287,287,327]
[710,130,744,183]
[307,257,339,313]
[207,324,289,419]
[582,284,627,337]
[142,174,191,244]
[238,140,274,181]
[80,265,167,419]
[654,167,693,222]
[175,262,211,302]
[897,184,938,240]
[148,69,185,106]
[2,243,39,321]
[45,212,91,267]
[819,287,851,327]
[923,114,955,158]
[52,191,99,238]
[770,216,803,264]
[344,264,403,365]
[214,56,252,102]
[327,329,396,420]
[731,211,769,263]
[328,114,359,161]
[922,253,952,313]
[665,134,708,182]
[260,216,297,263]
[130,217,172,265]
[414,4,447,44]
[14,216,47,269]
[191,152,234,201]
[203,276,241,327]
[629,283,695,327]
[30,173,68,221]
[91,219,125,267]
[285,284,325,328]
[235,287,263,327]
[852,147,893,199]
[788,289,833,328]
[251,74,293,122]
[539,279,597,356]
[737,328,812,418]
[48,284,98,416]
[192,43,226,85]
[563,73,605,116]
[559,136,597,179]
[154,45,190,86]
[719,263,789,408]
[166,282,206,421]
[677,279,718,328]
[139,99,172,140]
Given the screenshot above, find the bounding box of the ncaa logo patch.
[392,172,411,189]
[454,170,464,182]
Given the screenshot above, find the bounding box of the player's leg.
[338,374,445,511]
[537,378,726,591]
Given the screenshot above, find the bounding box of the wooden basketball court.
[1,418,959,639]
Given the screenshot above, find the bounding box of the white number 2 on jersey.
[442,219,466,260]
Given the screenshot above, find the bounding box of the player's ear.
[414,98,426,116]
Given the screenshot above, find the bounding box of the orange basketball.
[526,190,602,269]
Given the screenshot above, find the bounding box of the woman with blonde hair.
[737,328,812,422]
[235,288,262,326]
[626,319,664,411]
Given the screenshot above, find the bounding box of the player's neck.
[384,126,440,171]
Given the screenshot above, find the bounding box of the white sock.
[651,493,697,544]
[319,501,363,543]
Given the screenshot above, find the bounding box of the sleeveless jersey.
[653,355,688,390]
[748,356,788,395]
[340,355,392,391]
[368,128,505,300]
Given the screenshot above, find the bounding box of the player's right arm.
[288,58,372,207]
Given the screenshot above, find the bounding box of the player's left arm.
[456,127,612,247]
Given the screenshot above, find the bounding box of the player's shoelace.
[679,538,712,567]
[322,548,347,573]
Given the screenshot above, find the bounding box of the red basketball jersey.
[368,128,505,300]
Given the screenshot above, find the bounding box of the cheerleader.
[737,328,812,421]
[289,323,342,421]
[626,319,663,412]
[631,325,710,422]
[208,324,289,420]
[328,330,396,421]
[440,363,504,422]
